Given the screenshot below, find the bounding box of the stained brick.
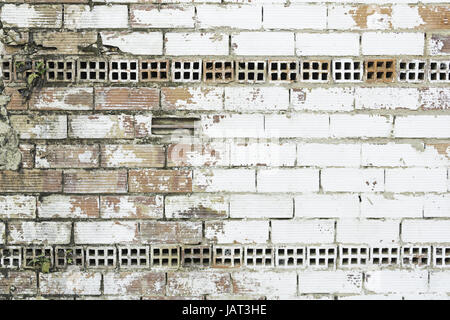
[101,145,165,168]
[232,272,297,298]
[69,115,134,139]
[35,145,100,169]
[167,143,230,167]
[104,272,166,296]
[205,220,269,244]
[0,170,62,193]
[32,31,98,55]
[167,272,231,296]
[429,34,450,55]
[18,144,35,169]
[40,271,101,295]
[100,195,163,219]
[10,115,67,140]
[0,195,36,219]
[0,271,37,296]
[128,169,192,193]
[38,195,99,219]
[3,87,26,110]
[139,221,202,244]
[8,222,71,244]
[165,195,228,219]
[95,87,159,111]
[161,87,224,111]
[64,170,127,194]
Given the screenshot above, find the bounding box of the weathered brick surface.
[139,221,202,244]
[35,145,99,169]
[129,169,192,193]
[100,195,163,219]
[40,271,101,295]
[64,170,127,194]
[104,272,165,296]
[0,0,449,301]
[0,170,62,193]
[29,88,93,111]
[38,195,99,219]
[95,88,159,111]
[8,221,71,244]
[100,145,165,168]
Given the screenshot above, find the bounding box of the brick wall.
[0,0,449,300]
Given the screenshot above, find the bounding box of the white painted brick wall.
[100,32,163,55]
[271,219,335,244]
[394,116,450,138]
[361,142,449,167]
[230,142,297,167]
[225,87,289,111]
[361,32,425,55]
[196,4,262,29]
[423,195,450,218]
[193,168,256,192]
[336,219,400,245]
[232,32,295,56]
[265,114,329,138]
[165,33,228,55]
[201,114,265,138]
[298,271,362,294]
[330,114,392,138]
[263,4,327,29]
[295,194,360,218]
[361,194,423,218]
[291,88,355,112]
[385,168,447,192]
[355,88,420,110]
[74,221,138,244]
[402,220,450,243]
[257,168,319,192]
[130,5,195,28]
[365,270,428,293]
[297,143,361,167]
[321,168,384,192]
[229,194,293,218]
[64,5,128,29]
[296,33,360,56]
[205,220,269,243]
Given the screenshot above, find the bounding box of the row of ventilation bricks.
[1,58,450,84]
[0,244,449,270]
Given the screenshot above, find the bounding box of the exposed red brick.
[35,145,99,169]
[418,5,450,30]
[139,221,202,244]
[167,143,228,167]
[4,87,27,110]
[64,170,127,194]
[0,170,62,193]
[95,87,159,110]
[128,169,192,193]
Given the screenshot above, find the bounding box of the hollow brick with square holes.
[0,0,449,301]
